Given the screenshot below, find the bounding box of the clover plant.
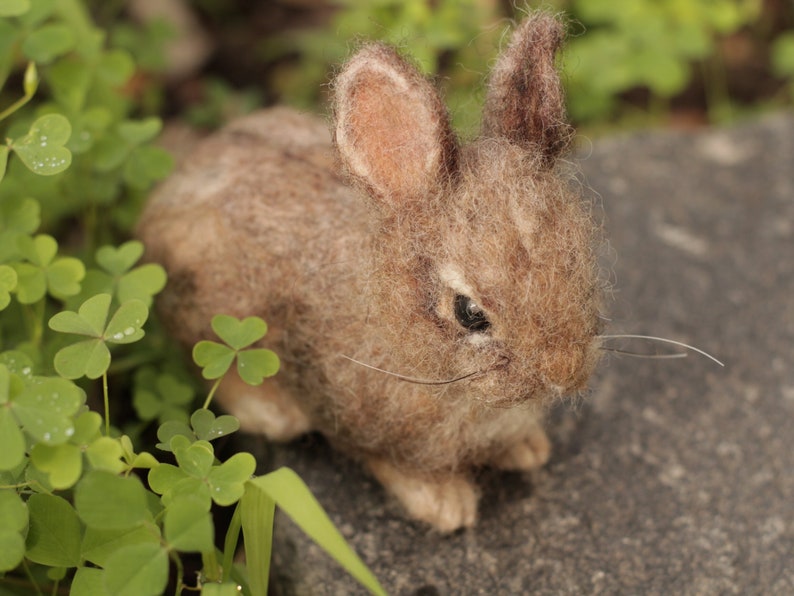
[0,2,385,594]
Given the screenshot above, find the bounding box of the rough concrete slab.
[258,113,794,595]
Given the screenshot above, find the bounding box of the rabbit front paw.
[218,374,311,441]
[491,425,551,472]
[367,458,479,533]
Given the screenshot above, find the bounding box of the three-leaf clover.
[133,367,194,424]
[13,234,84,303]
[48,293,148,379]
[193,315,280,385]
[148,436,256,508]
[78,240,166,307]
[155,409,240,452]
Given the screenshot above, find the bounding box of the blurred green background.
[123,0,794,137]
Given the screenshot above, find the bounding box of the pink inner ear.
[335,45,457,204]
[345,77,441,199]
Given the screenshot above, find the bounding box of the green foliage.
[263,0,505,135]
[6,112,72,176]
[0,2,384,594]
[561,0,761,123]
[772,30,794,99]
[243,468,387,596]
[49,293,148,379]
[193,314,280,386]
[260,0,791,130]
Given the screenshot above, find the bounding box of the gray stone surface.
[259,113,794,595]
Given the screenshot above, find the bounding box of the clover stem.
[170,551,185,596]
[202,548,221,583]
[83,200,98,257]
[24,301,45,349]
[203,377,223,410]
[21,559,43,596]
[102,370,110,436]
[0,66,36,122]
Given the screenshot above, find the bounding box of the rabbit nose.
[542,339,596,392]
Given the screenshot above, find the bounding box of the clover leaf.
[96,240,145,275]
[117,117,162,145]
[25,494,81,568]
[30,442,82,489]
[49,293,148,379]
[154,408,240,452]
[0,490,27,572]
[9,113,72,176]
[206,452,256,506]
[119,435,159,470]
[78,241,166,307]
[85,436,126,474]
[22,23,76,64]
[0,0,31,17]
[0,196,40,262]
[123,145,173,189]
[174,440,215,479]
[0,146,7,183]
[0,406,25,471]
[148,442,255,509]
[13,234,85,303]
[29,420,128,491]
[155,420,194,452]
[27,411,156,489]
[75,470,149,531]
[133,368,194,424]
[164,498,214,553]
[0,265,17,309]
[193,315,280,385]
[11,377,85,445]
[190,408,239,442]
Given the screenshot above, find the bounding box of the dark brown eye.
[454,294,490,332]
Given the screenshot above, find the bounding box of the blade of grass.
[244,467,386,596]
[240,481,276,596]
[221,503,242,583]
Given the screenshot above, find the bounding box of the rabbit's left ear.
[482,13,572,166]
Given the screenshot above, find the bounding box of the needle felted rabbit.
[137,12,604,532]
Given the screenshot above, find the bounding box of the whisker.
[599,334,724,367]
[600,347,688,360]
[340,355,483,385]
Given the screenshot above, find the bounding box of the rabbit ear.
[482,13,573,166]
[334,44,458,205]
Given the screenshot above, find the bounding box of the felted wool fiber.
[137,11,605,532]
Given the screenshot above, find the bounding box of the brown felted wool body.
[137,12,604,532]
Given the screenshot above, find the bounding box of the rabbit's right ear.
[334,44,458,206]
[482,13,572,166]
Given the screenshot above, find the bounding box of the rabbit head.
[333,13,603,410]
